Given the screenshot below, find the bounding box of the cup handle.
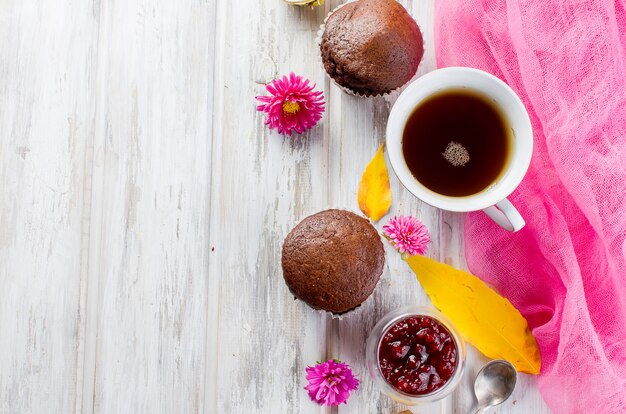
[482,198,525,232]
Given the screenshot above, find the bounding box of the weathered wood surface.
[0,0,553,413]
[0,1,99,412]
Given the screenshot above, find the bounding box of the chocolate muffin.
[320,0,424,96]
[281,209,385,314]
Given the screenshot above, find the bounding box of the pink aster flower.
[383,215,431,257]
[256,72,324,136]
[304,359,359,406]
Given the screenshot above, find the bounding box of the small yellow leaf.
[406,255,541,374]
[358,145,391,222]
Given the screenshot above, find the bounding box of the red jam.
[378,315,458,395]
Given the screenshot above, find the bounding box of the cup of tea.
[386,67,533,231]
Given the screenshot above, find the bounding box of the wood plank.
[206,0,330,412]
[86,1,215,412]
[0,1,99,412]
[324,0,444,412]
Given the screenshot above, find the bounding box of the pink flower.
[304,359,359,406]
[256,72,325,136]
[383,215,431,257]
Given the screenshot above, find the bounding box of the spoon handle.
[473,407,487,414]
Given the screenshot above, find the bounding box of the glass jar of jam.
[366,306,466,405]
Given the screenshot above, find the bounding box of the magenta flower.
[383,215,431,257]
[256,72,325,136]
[304,359,359,406]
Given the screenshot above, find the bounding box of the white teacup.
[386,67,533,232]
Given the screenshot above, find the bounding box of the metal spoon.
[472,360,517,414]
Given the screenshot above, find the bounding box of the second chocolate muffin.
[320,0,424,96]
[281,209,385,314]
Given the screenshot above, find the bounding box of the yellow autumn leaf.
[406,254,541,374]
[358,144,391,222]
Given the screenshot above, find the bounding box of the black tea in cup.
[401,89,512,197]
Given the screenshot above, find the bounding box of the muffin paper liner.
[316,0,426,99]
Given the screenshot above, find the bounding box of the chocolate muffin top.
[320,0,424,96]
[281,209,385,314]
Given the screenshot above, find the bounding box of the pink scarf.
[435,0,626,412]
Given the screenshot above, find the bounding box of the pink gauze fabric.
[435,0,626,413]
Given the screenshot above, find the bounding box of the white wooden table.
[0,1,553,413]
